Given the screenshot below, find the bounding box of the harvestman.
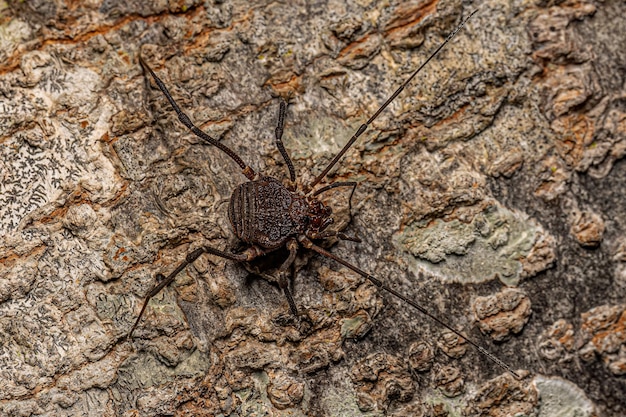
[130,9,520,378]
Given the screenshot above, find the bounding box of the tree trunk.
[1,0,624,416]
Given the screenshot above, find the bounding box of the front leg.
[274,100,296,183]
[129,244,264,338]
[277,238,299,317]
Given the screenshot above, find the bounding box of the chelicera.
[130,9,520,378]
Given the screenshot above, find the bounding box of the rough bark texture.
[1,0,625,416]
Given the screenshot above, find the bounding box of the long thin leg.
[278,238,299,316]
[306,10,478,192]
[274,101,296,182]
[128,244,264,338]
[308,230,361,243]
[139,56,256,181]
[298,236,521,379]
[312,181,358,218]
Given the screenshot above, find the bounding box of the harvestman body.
[131,10,520,378]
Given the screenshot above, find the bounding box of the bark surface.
[1,0,625,416]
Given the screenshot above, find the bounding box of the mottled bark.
[1,0,625,416]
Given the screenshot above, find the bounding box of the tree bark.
[1,0,625,416]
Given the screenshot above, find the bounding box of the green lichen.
[233,375,272,417]
[320,383,381,417]
[341,314,370,339]
[535,376,595,417]
[394,203,538,286]
[423,392,463,417]
[116,347,211,390]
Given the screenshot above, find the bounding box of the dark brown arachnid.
[131,9,520,378]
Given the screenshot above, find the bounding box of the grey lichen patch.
[93,291,134,328]
[116,345,210,393]
[319,367,385,417]
[126,288,189,337]
[397,217,476,264]
[395,202,552,286]
[0,227,120,410]
[0,50,120,232]
[0,254,39,303]
[534,376,596,417]
[0,16,33,63]
[340,310,373,339]
[233,386,270,417]
[422,393,464,417]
